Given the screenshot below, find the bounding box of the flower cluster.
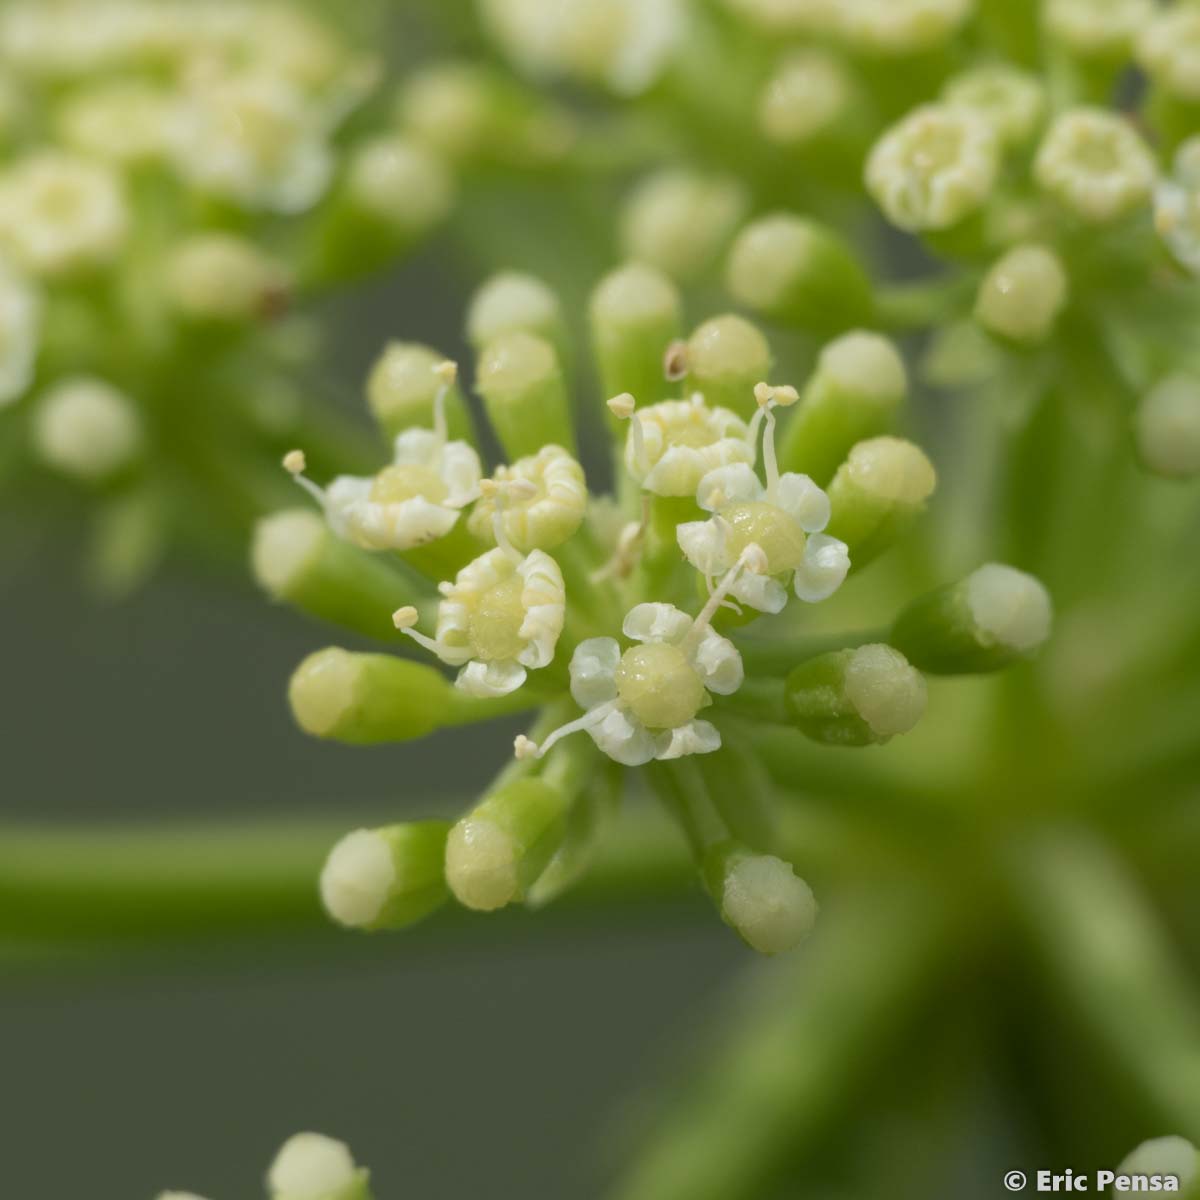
[257,264,1053,956]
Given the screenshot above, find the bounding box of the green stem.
[732,627,889,675]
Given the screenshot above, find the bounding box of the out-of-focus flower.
[56,80,172,165]
[268,1132,372,1200]
[1033,108,1157,225]
[1155,137,1200,274]
[865,104,1000,232]
[468,445,587,552]
[833,0,973,56]
[33,377,142,481]
[164,233,291,323]
[758,49,853,146]
[1138,6,1200,103]
[343,135,455,236]
[974,244,1069,345]
[1134,375,1200,479]
[1044,0,1154,61]
[942,64,1044,150]
[0,266,40,406]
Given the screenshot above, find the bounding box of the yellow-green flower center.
[369,463,449,505]
[615,642,705,729]
[663,417,722,449]
[720,501,806,573]
[467,572,526,661]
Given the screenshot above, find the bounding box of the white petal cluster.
[432,546,566,696]
[1155,138,1200,275]
[568,602,743,765]
[478,0,684,95]
[321,429,481,551]
[468,444,587,552]
[0,152,128,277]
[0,266,41,407]
[865,104,1000,232]
[678,463,849,611]
[1138,7,1200,102]
[625,395,754,497]
[1033,108,1157,225]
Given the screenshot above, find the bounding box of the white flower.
[396,545,566,697]
[865,104,1000,232]
[1138,7,1200,102]
[287,364,481,551]
[0,152,128,277]
[268,1132,368,1200]
[478,0,683,95]
[33,377,142,481]
[468,445,587,552]
[941,64,1044,150]
[677,385,849,611]
[167,68,334,213]
[614,393,753,498]
[0,266,40,407]
[1155,138,1200,275]
[1033,108,1156,225]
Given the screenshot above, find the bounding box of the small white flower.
[33,376,142,481]
[468,444,587,552]
[1138,7,1200,103]
[396,544,566,697]
[677,386,849,611]
[1033,108,1156,225]
[0,265,40,407]
[941,64,1045,150]
[865,104,1000,232]
[167,68,334,213]
[1155,138,1200,275]
[478,0,684,96]
[516,582,752,765]
[0,152,128,277]
[613,393,753,498]
[287,364,481,551]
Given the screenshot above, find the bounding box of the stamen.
[431,359,457,443]
[513,700,619,760]
[750,381,798,501]
[663,339,688,381]
[282,447,328,509]
[689,542,768,639]
[608,392,649,476]
[481,477,537,562]
[392,605,444,656]
[589,494,650,583]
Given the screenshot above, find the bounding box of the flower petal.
[687,627,745,694]
[677,517,733,576]
[655,718,722,760]
[775,472,831,532]
[622,602,692,644]
[696,463,763,512]
[590,705,658,766]
[793,533,851,602]
[456,658,527,697]
[392,427,441,466]
[569,638,621,709]
[439,440,483,507]
[731,571,788,615]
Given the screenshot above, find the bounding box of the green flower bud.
[252,508,429,641]
[445,778,570,912]
[589,261,682,412]
[892,563,1053,674]
[703,842,817,954]
[365,342,473,443]
[835,0,972,56]
[684,314,772,419]
[466,271,564,352]
[320,820,450,931]
[785,643,927,746]
[163,233,290,323]
[1134,375,1200,479]
[475,330,576,458]
[288,648,453,744]
[726,212,875,336]
[825,436,937,567]
[620,168,747,283]
[779,331,908,485]
[974,244,1068,347]
[343,134,454,236]
[1112,1137,1199,1200]
[33,377,142,481]
[1046,0,1153,62]
[758,49,854,147]
[942,64,1045,150]
[268,1132,372,1200]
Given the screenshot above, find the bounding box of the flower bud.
[785,644,927,746]
[268,1132,372,1200]
[445,778,570,911]
[1155,139,1200,275]
[588,261,682,411]
[1046,0,1153,62]
[1134,375,1200,479]
[320,821,450,930]
[252,509,429,641]
[0,267,40,407]
[33,377,141,481]
[164,233,290,323]
[941,64,1044,150]
[466,271,564,352]
[835,0,972,56]
[891,563,1053,674]
[974,244,1068,347]
[1139,8,1200,103]
[758,49,853,146]
[1113,1138,1199,1200]
[684,314,772,419]
[364,342,473,443]
[726,212,874,336]
[343,135,453,235]
[475,330,576,458]
[825,436,936,567]
[620,168,747,282]
[1033,109,1156,225]
[288,648,454,744]
[865,104,1000,233]
[704,843,817,954]
[779,331,907,485]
